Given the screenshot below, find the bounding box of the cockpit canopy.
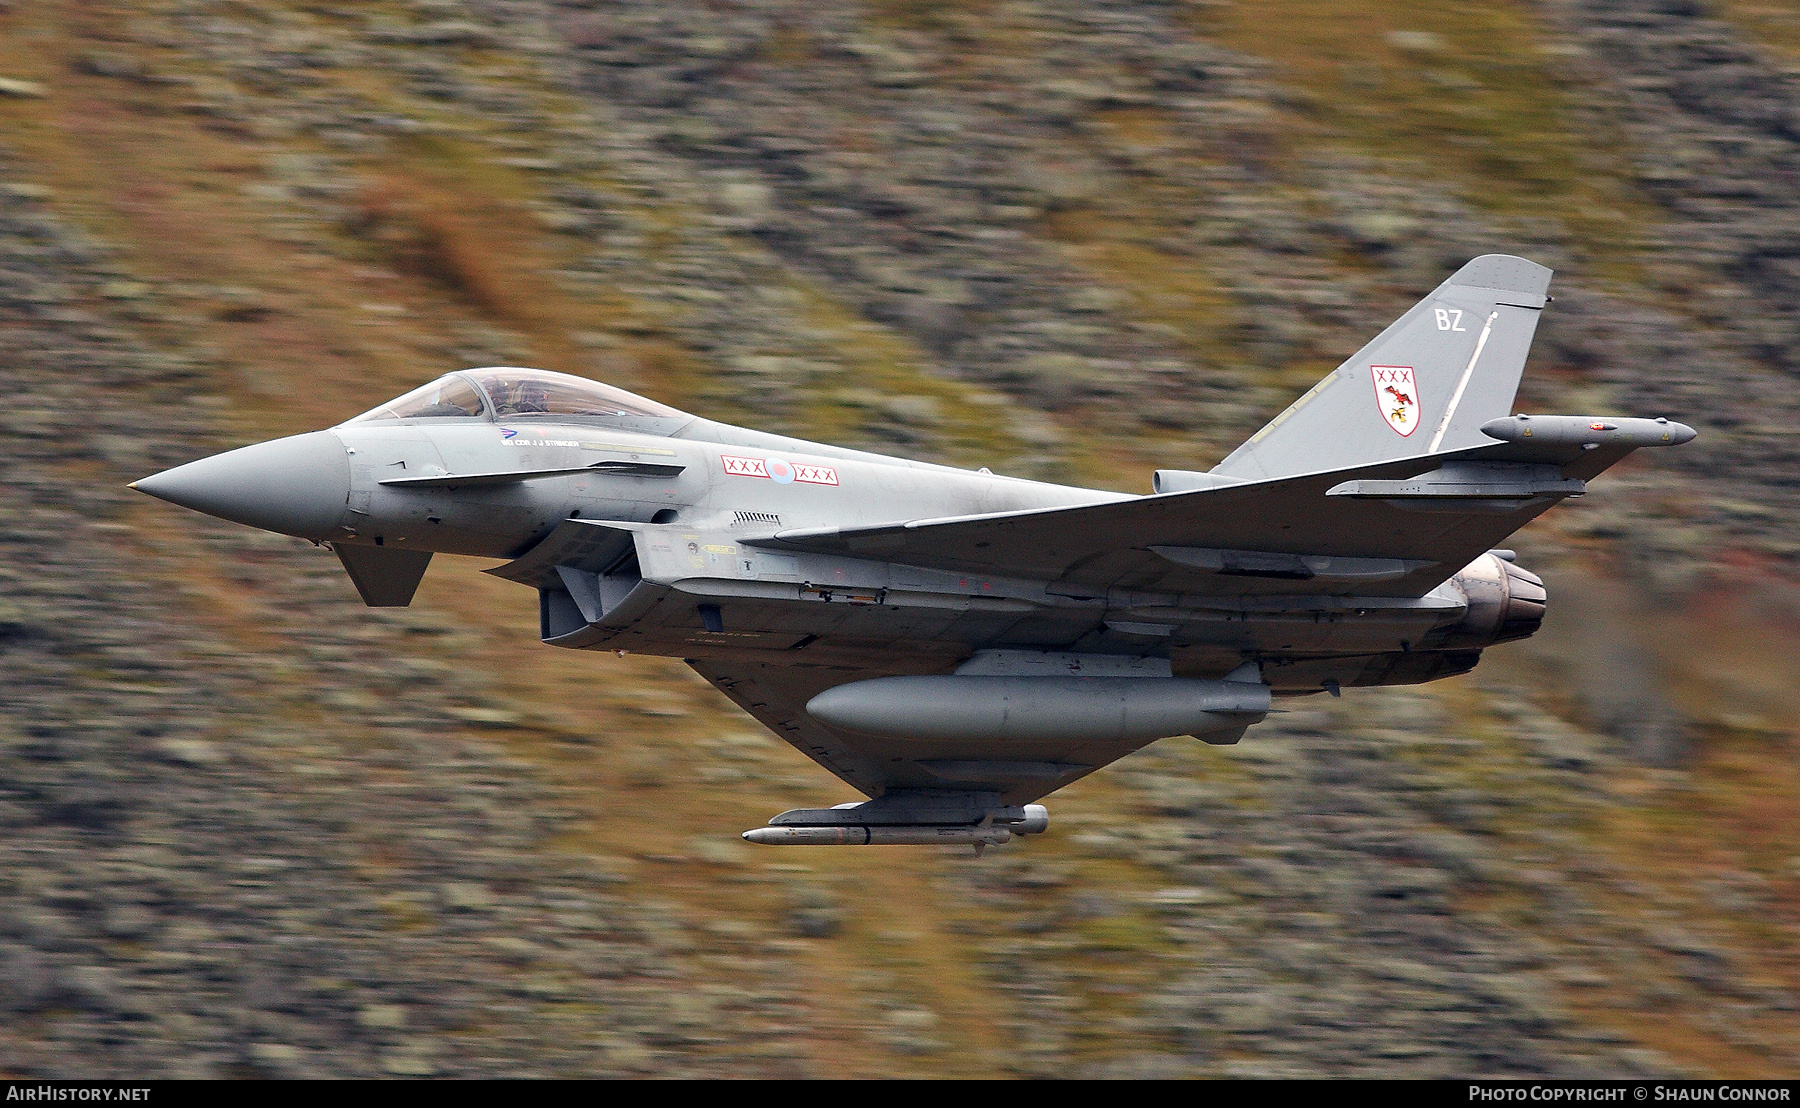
[345,368,688,428]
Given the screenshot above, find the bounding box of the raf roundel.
[767,456,795,484]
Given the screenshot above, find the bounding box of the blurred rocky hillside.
[0,0,1796,1078]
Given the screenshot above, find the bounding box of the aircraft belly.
[614,593,1028,658]
[523,520,1468,679]
[1167,611,1454,655]
[567,569,1458,669]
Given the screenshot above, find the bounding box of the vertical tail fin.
[1212,255,1552,480]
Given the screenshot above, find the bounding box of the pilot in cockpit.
[510,377,550,415]
[344,368,688,425]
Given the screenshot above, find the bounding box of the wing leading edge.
[746,417,1695,600]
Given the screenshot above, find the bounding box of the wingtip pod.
[1480,414,1697,447]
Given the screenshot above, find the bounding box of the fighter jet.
[133,255,1693,849]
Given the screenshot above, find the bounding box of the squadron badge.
[1371,364,1419,437]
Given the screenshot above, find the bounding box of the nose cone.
[133,430,351,540]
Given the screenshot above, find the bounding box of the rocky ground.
[0,0,1797,1078]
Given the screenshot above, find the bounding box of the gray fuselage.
[317,410,1515,698]
[331,414,1125,562]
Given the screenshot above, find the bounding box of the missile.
[743,803,1050,846]
[742,824,1016,846]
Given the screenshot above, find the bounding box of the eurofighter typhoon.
[134,256,1693,849]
